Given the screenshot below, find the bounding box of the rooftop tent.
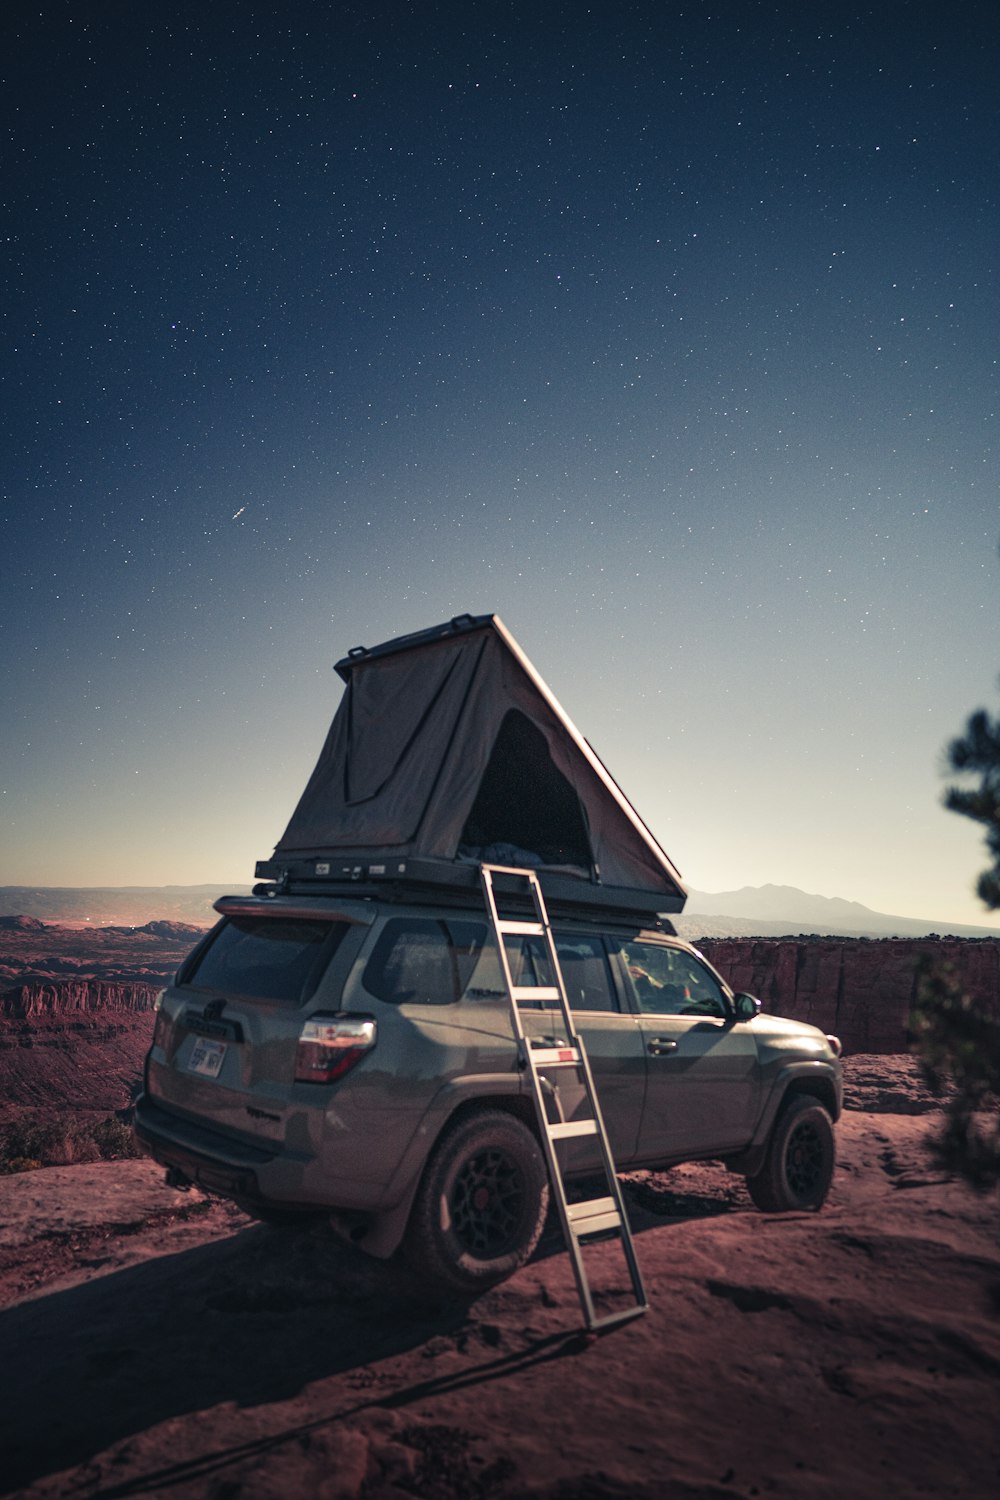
[259,614,686,916]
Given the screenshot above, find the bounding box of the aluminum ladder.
[480,863,648,1332]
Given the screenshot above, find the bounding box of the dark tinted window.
[364,919,488,1005]
[555,935,618,1013]
[502,934,617,1011]
[364,919,618,1012]
[183,917,350,1004]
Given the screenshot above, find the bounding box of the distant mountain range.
[0,881,997,940]
[678,884,1000,940]
[0,885,251,928]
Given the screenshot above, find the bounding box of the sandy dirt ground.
[1,1068,998,1500]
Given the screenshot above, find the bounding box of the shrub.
[0,1112,143,1174]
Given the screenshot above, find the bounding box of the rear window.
[182,917,350,1004]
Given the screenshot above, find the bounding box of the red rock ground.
[1,922,997,1498]
[1,1063,998,1500]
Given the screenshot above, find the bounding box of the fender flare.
[724,1059,841,1176]
[352,1073,526,1259]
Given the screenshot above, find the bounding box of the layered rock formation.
[0,920,202,1114]
[0,1014,155,1113]
[697,937,1000,1054]
[2,982,161,1020]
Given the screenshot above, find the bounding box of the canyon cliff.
[697,936,1000,1053]
[1,981,160,1020]
[0,921,199,1114]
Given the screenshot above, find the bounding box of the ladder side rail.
[527,877,585,1049]
[481,865,570,1150]
[528,875,648,1320]
[479,862,647,1331]
[480,866,531,1052]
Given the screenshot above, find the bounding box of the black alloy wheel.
[449,1145,526,1257]
[404,1110,550,1294]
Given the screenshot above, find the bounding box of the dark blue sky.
[3,1,998,925]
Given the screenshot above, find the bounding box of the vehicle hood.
[750,1013,838,1057]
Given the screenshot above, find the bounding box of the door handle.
[647,1037,678,1055]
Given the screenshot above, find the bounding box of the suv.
[135,892,843,1294]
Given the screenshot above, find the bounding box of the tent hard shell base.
[252,855,682,929]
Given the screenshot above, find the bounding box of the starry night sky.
[3,1,998,927]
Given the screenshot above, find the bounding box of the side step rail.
[480,863,648,1332]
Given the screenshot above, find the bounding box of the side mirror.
[732,992,762,1021]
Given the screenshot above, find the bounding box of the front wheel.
[746,1095,835,1212]
[403,1110,549,1295]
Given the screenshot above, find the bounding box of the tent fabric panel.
[343,639,471,804]
[275,634,486,852]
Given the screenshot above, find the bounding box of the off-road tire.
[745,1095,835,1212]
[404,1110,549,1295]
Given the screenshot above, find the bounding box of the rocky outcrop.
[1,981,162,1020]
[135,921,205,941]
[697,938,1000,1054]
[0,1014,154,1111]
[0,923,200,1112]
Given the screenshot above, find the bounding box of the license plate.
[188,1037,227,1078]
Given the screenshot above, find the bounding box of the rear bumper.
[134,1094,310,1210]
[134,1092,415,1256]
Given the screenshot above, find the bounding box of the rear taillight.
[152,991,171,1049]
[294,1014,377,1084]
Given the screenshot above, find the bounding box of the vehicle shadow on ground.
[0,1222,468,1494]
[0,1178,741,1495]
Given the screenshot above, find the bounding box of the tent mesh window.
[459,709,591,868]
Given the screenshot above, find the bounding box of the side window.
[457,932,556,1002]
[465,931,618,1012]
[458,933,535,1000]
[619,941,728,1019]
[554,934,619,1013]
[363,919,487,1005]
[363,920,617,1013]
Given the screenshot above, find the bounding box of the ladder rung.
[512,986,561,1003]
[496,918,545,936]
[527,1046,580,1065]
[547,1119,599,1140]
[566,1197,622,1236]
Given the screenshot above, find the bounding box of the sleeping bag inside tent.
[256,613,686,917]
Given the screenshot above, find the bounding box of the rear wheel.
[404,1110,549,1295]
[746,1095,835,1212]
